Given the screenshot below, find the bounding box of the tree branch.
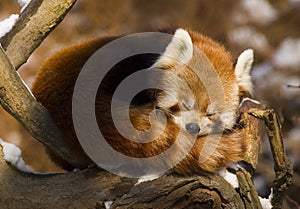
[0,100,265,208]
[0,46,88,168]
[236,168,263,209]
[0,0,89,167]
[0,0,77,70]
[0,144,245,209]
[249,108,293,209]
[239,99,266,169]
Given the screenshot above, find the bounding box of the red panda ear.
[153,28,193,68]
[235,49,254,95]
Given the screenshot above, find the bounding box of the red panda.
[31,28,254,175]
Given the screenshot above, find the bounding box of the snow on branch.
[0,45,88,168]
[0,138,32,172]
[0,0,31,38]
[0,0,77,70]
[0,0,88,169]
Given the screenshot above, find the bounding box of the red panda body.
[32,28,254,174]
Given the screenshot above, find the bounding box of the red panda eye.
[169,104,180,113]
[206,113,216,117]
[183,103,192,110]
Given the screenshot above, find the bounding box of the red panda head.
[152,28,254,136]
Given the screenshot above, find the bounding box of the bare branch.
[0,144,244,209]
[0,0,88,167]
[249,109,293,209]
[236,168,263,209]
[0,46,88,168]
[0,0,77,70]
[0,99,265,208]
[286,84,300,88]
[239,99,266,169]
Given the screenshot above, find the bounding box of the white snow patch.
[0,14,19,38]
[18,0,31,7]
[273,38,300,69]
[18,0,31,12]
[136,173,162,185]
[104,200,113,209]
[72,168,80,172]
[0,0,32,38]
[0,138,61,174]
[219,169,239,188]
[259,190,273,209]
[0,138,32,173]
[233,0,278,25]
[259,196,272,209]
[228,27,270,52]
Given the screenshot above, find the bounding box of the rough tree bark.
[0,45,87,168]
[0,0,292,208]
[0,0,77,70]
[0,0,89,168]
[0,100,264,209]
[250,109,293,209]
[0,148,243,209]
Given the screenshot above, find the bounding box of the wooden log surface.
[0,147,244,209]
[0,46,88,168]
[0,100,265,209]
[0,0,77,70]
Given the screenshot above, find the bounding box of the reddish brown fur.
[187,29,238,111]
[32,29,248,174]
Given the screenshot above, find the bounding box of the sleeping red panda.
[32,28,254,175]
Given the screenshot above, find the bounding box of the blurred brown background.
[0,0,300,204]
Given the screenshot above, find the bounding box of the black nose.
[185,122,200,135]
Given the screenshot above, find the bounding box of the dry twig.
[250,109,293,209]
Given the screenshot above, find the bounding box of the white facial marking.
[173,115,184,130]
[184,97,195,110]
[206,103,217,116]
[198,117,211,136]
[220,112,235,129]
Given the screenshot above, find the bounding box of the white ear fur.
[235,49,254,94]
[153,28,193,67]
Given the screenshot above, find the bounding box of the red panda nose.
[185,122,200,135]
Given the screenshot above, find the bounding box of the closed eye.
[183,103,192,110]
[169,104,180,114]
[206,113,216,117]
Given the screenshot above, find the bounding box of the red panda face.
[156,83,200,136]
[152,28,254,136]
